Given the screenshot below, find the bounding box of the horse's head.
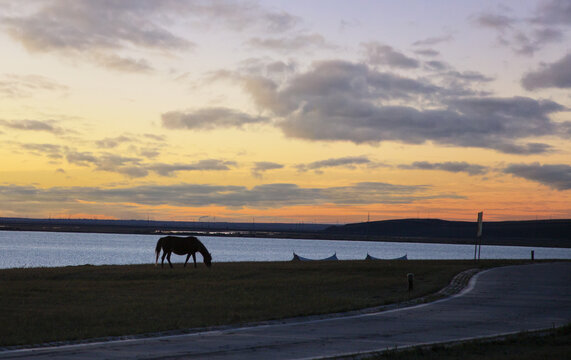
[204,252,212,268]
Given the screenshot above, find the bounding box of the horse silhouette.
[155,236,212,268]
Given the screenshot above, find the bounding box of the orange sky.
[0,1,570,223]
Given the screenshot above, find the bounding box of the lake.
[1,230,570,269]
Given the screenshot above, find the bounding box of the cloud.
[492,142,553,155]
[420,59,494,88]
[504,163,571,190]
[95,136,134,149]
[93,153,144,173]
[232,60,564,153]
[181,2,300,33]
[533,0,571,26]
[0,119,66,134]
[64,148,236,178]
[0,181,461,211]
[21,143,65,159]
[92,134,164,162]
[424,60,449,71]
[446,96,565,121]
[442,70,494,83]
[412,35,453,46]
[247,33,333,52]
[143,133,166,142]
[237,58,297,78]
[14,143,136,167]
[557,122,571,136]
[251,161,284,178]
[2,1,191,52]
[149,160,237,177]
[92,53,154,73]
[509,29,562,56]
[113,166,150,178]
[65,150,99,166]
[137,148,160,160]
[362,42,419,69]
[172,60,560,154]
[243,60,443,114]
[2,1,301,45]
[1,1,300,72]
[473,1,569,56]
[295,156,374,173]
[533,27,564,43]
[0,74,68,98]
[265,60,297,75]
[399,161,488,175]
[439,97,561,152]
[521,53,571,90]
[161,107,269,130]
[414,49,440,57]
[474,13,515,32]
[261,10,301,32]
[64,150,148,177]
[421,63,494,97]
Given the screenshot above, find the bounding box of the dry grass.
[370,325,571,360]
[0,260,525,346]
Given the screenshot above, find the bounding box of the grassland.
[1,260,527,346]
[369,325,571,360]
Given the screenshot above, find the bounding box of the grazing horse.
[155,236,212,268]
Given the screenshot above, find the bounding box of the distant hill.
[0,217,329,234]
[1,217,569,248]
[324,218,571,247]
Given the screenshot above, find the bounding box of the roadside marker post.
[407,273,414,292]
[474,211,483,261]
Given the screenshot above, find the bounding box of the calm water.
[1,231,570,269]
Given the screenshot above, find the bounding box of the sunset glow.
[0,0,570,223]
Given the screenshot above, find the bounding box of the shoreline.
[1,222,569,249]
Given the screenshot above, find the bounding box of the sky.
[0,0,570,224]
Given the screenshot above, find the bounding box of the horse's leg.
[161,251,167,268]
[184,254,191,267]
[166,252,174,268]
[193,253,197,268]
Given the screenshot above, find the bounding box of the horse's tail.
[155,238,163,266]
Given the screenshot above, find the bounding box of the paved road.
[2,262,570,359]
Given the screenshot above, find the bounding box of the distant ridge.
[324,218,571,247]
[0,217,328,234]
[1,217,569,248]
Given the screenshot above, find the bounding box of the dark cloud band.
[399,161,488,176]
[504,163,571,190]
[179,60,564,154]
[0,182,462,212]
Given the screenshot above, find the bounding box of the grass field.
[1,260,526,346]
[369,325,571,360]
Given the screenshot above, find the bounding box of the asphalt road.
[2,262,570,359]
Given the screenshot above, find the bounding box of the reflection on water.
[1,231,570,269]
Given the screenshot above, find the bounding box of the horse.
[155,236,212,268]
